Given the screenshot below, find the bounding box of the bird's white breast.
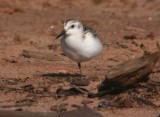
[61,32,103,62]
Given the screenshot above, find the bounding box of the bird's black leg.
[78,62,84,77]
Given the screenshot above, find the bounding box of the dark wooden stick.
[21,50,63,61]
[98,51,160,91]
[70,85,89,95]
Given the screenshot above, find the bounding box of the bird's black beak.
[56,29,66,39]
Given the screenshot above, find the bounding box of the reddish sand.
[0,0,160,116]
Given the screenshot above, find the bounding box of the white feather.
[60,20,103,63]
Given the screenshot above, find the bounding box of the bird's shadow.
[41,73,82,78]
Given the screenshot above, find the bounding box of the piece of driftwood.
[98,51,160,92]
[21,50,63,61]
[0,107,103,117]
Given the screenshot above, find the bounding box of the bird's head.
[56,19,83,39]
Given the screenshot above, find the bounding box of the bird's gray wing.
[83,25,98,37]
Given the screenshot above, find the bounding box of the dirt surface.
[0,0,160,117]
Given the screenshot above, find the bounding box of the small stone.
[47,44,58,51]
[88,77,99,82]
[50,103,68,112]
[124,35,137,40]
[5,79,17,85]
[71,78,89,86]
[15,108,23,111]
[21,84,34,92]
[71,104,82,109]
[3,58,17,63]
[81,100,93,105]
[98,100,110,108]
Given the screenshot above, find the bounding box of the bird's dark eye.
[71,25,75,28]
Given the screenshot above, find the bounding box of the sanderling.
[56,19,103,77]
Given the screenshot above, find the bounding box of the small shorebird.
[56,19,103,77]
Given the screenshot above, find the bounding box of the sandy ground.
[0,0,160,116]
